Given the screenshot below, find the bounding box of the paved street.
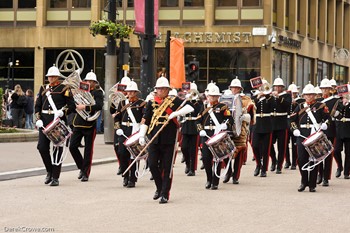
[0,134,349,233]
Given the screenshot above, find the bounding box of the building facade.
[0,0,349,94]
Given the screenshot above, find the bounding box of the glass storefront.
[296,55,313,88]
[272,50,292,86]
[316,60,331,84]
[335,65,348,85]
[0,49,34,92]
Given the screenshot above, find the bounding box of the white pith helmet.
[46,65,61,77]
[314,85,322,94]
[125,80,140,92]
[287,83,299,93]
[120,75,131,85]
[84,70,98,82]
[190,82,198,91]
[207,84,221,96]
[302,83,316,94]
[330,78,337,87]
[273,76,285,86]
[229,77,242,89]
[155,76,170,88]
[169,89,178,96]
[319,78,332,88]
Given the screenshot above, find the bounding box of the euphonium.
[259,82,273,95]
[62,69,101,121]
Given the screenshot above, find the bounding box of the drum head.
[125,132,140,146]
[206,132,227,146]
[302,131,322,146]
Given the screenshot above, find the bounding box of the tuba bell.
[62,69,101,121]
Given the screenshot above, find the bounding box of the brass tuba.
[62,69,101,121]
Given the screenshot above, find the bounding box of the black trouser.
[202,143,222,186]
[269,129,288,170]
[285,130,298,166]
[181,134,199,172]
[118,140,137,183]
[37,129,62,179]
[252,132,272,172]
[318,137,335,181]
[69,127,96,177]
[114,132,121,167]
[224,146,245,180]
[297,138,318,188]
[148,143,176,199]
[334,137,350,176]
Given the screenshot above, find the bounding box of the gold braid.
[148,96,175,134]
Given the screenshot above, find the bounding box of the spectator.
[25,89,34,129]
[11,84,26,128]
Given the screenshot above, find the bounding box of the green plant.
[89,18,133,40]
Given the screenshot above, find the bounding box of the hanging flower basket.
[89,18,133,40]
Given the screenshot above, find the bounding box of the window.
[216,0,237,6]
[18,0,36,8]
[50,0,67,8]
[184,0,204,7]
[242,0,261,7]
[0,1,13,8]
[72,0,91,8]
[335,65,348,85]
[50,0,91,8]
[161,0,179,7]
[316,61,331,85]
[297,55,313,88]
[273,50,292,86]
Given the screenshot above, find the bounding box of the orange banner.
[170,38,185,88]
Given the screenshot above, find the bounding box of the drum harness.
[124,99,140,134]
[41,88,71,165]
[301,103,331,172]
[204,103,233,179]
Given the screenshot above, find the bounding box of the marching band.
[34,65,350,203]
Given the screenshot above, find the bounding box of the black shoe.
[276,168,282,174]
[290,165,297,170]
[123,177,128,187]
[117,167,122,175]
[153,191,161,200]
[81,175,89,182]
[298,184,306,192]
[223,173,231,183]
[205,181,211,189]
[254,167,260,176]
[184,166,189,174]
[309,187,316,192]
[232,179,239,184]
[200,164,205,170]
[50,179,59,186]
[260,171,267,177]
[78,171,83,180]
[127,181,135,188]
[344,175,350,179]
[210,185,218,190]
[187,171,195,176]
[159,196,168,204]
[44,173,52,184]
[270,163,276,172]
[336,168,343,178]
[322,179,329,187]
[284,162,291,169]
[316,175,322,184]
[181,156,185,163]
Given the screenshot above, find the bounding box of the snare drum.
[124,132,149,160]
[205,131,235,161]
[302,131,333,162]
[43,118,72,146]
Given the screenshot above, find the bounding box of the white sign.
[252,27,267,36]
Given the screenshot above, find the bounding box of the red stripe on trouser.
[266,133,272,171]
[282,129,289,167]
[194,136,199,170]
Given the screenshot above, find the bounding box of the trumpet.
[62,69,101,121]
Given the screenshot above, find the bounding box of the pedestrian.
[25,89,34,129]
[11,84,27,128]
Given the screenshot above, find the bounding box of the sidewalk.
[0,135,349,233]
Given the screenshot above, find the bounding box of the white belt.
[336,118,350,122]
[122,122,134,127]
[204,125,216,130]
[272,112,288,116]
[256,113,271,118]
[185,117,195,121]
[300,123,320,129]
[41,110,54,115]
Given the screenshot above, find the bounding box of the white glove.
[116,129,124,136]
[168,112,177,120]
[334,110,340,117]
[138,124,148,146]
[36,120,44,128]
[293,129,301,137]
[241,113,251,123]
[321,123,328,131]
[54,110,64,119]
[220,123,228,130]
[185,93,192,99]
[139,137,146,146]
[168,104,194,120]
[199,130,207,137]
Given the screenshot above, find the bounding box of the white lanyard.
[303,103,320,133]
[207,104,221,134]
[125,99,139,134]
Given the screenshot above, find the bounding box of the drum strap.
[125,99,140,134]
[303,103,320,133]
[45,90,61,120]
[207,104,221,134]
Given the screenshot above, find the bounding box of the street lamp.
[7,58,13,89]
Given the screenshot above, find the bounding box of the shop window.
[273,50,292,86]
[335,65,348,85]
[296,55,313,88]
[316,61,331,84]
